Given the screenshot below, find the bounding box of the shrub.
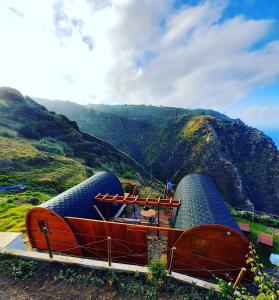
[33,137,74,156]
[218,279,234,299]
[121,171,138,180]
[231,209,279,228]
[147,257,167,287]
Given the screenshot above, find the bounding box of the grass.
[0,135,90,232]
[180,115,207,140]
[0,190,52,232]
[0,135,89,191]
[0,126,17,138]
[0,136,40,160]
[0,156,89,231]
[14,156,89,191]
[0,203,33,232]
[235,216,279,267]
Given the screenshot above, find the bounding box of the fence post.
[168,247,176,275]
[107,236,112,266]
[233,267,246,289]
[157,207,160,239]
[42,226,53,258]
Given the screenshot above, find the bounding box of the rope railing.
[24,228,249,284]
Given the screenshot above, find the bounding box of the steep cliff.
[37,99,279,214]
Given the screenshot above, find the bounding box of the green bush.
[121,170,138,180]
[218,279,234,299]
[148,258,168,287]
[33,137,74,156]
[231,209,279,228]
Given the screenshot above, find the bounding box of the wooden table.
[141,208,156,218]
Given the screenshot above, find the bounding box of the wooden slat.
[95,194,181,208]
[145,196,149,204]
[124,194,130,201]
[65,217,148,265]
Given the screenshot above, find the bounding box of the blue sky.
[0,0,278,147]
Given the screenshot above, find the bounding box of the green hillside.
[0,87,155,232]
[37,99,279,214]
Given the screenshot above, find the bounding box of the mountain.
[37,98,279,214]
[0,87,154,201]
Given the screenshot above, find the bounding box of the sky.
[0,0,278,146]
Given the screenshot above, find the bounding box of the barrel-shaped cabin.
[170,174,252,280]
[26,172,125,257]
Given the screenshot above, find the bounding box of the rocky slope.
[37,99,279,214]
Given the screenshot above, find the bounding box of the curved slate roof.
[39,171,124,220]
[172,174,240,231]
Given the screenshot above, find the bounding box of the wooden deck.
[121,206,173,228]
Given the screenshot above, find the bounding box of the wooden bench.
[257,233,273,248]
[238,223,250,236]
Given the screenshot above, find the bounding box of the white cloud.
[161,0,226,46]
[0,0,279,117]
[231,105,279,129]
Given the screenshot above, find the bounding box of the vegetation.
[147,258,168,287]
[218,248,279,299]
[231,208,279,266]
[234,216,279,267]
[232,209,279,228]
[121,170,139,180]
[37,99,279,215]
[0,87,153,232]
[0,254,219,300]
[33,137,74,156]
[0,87,149,182]
[0,255,37,280]
[0,189,51,231]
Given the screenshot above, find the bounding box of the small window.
[192,238,209,256]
